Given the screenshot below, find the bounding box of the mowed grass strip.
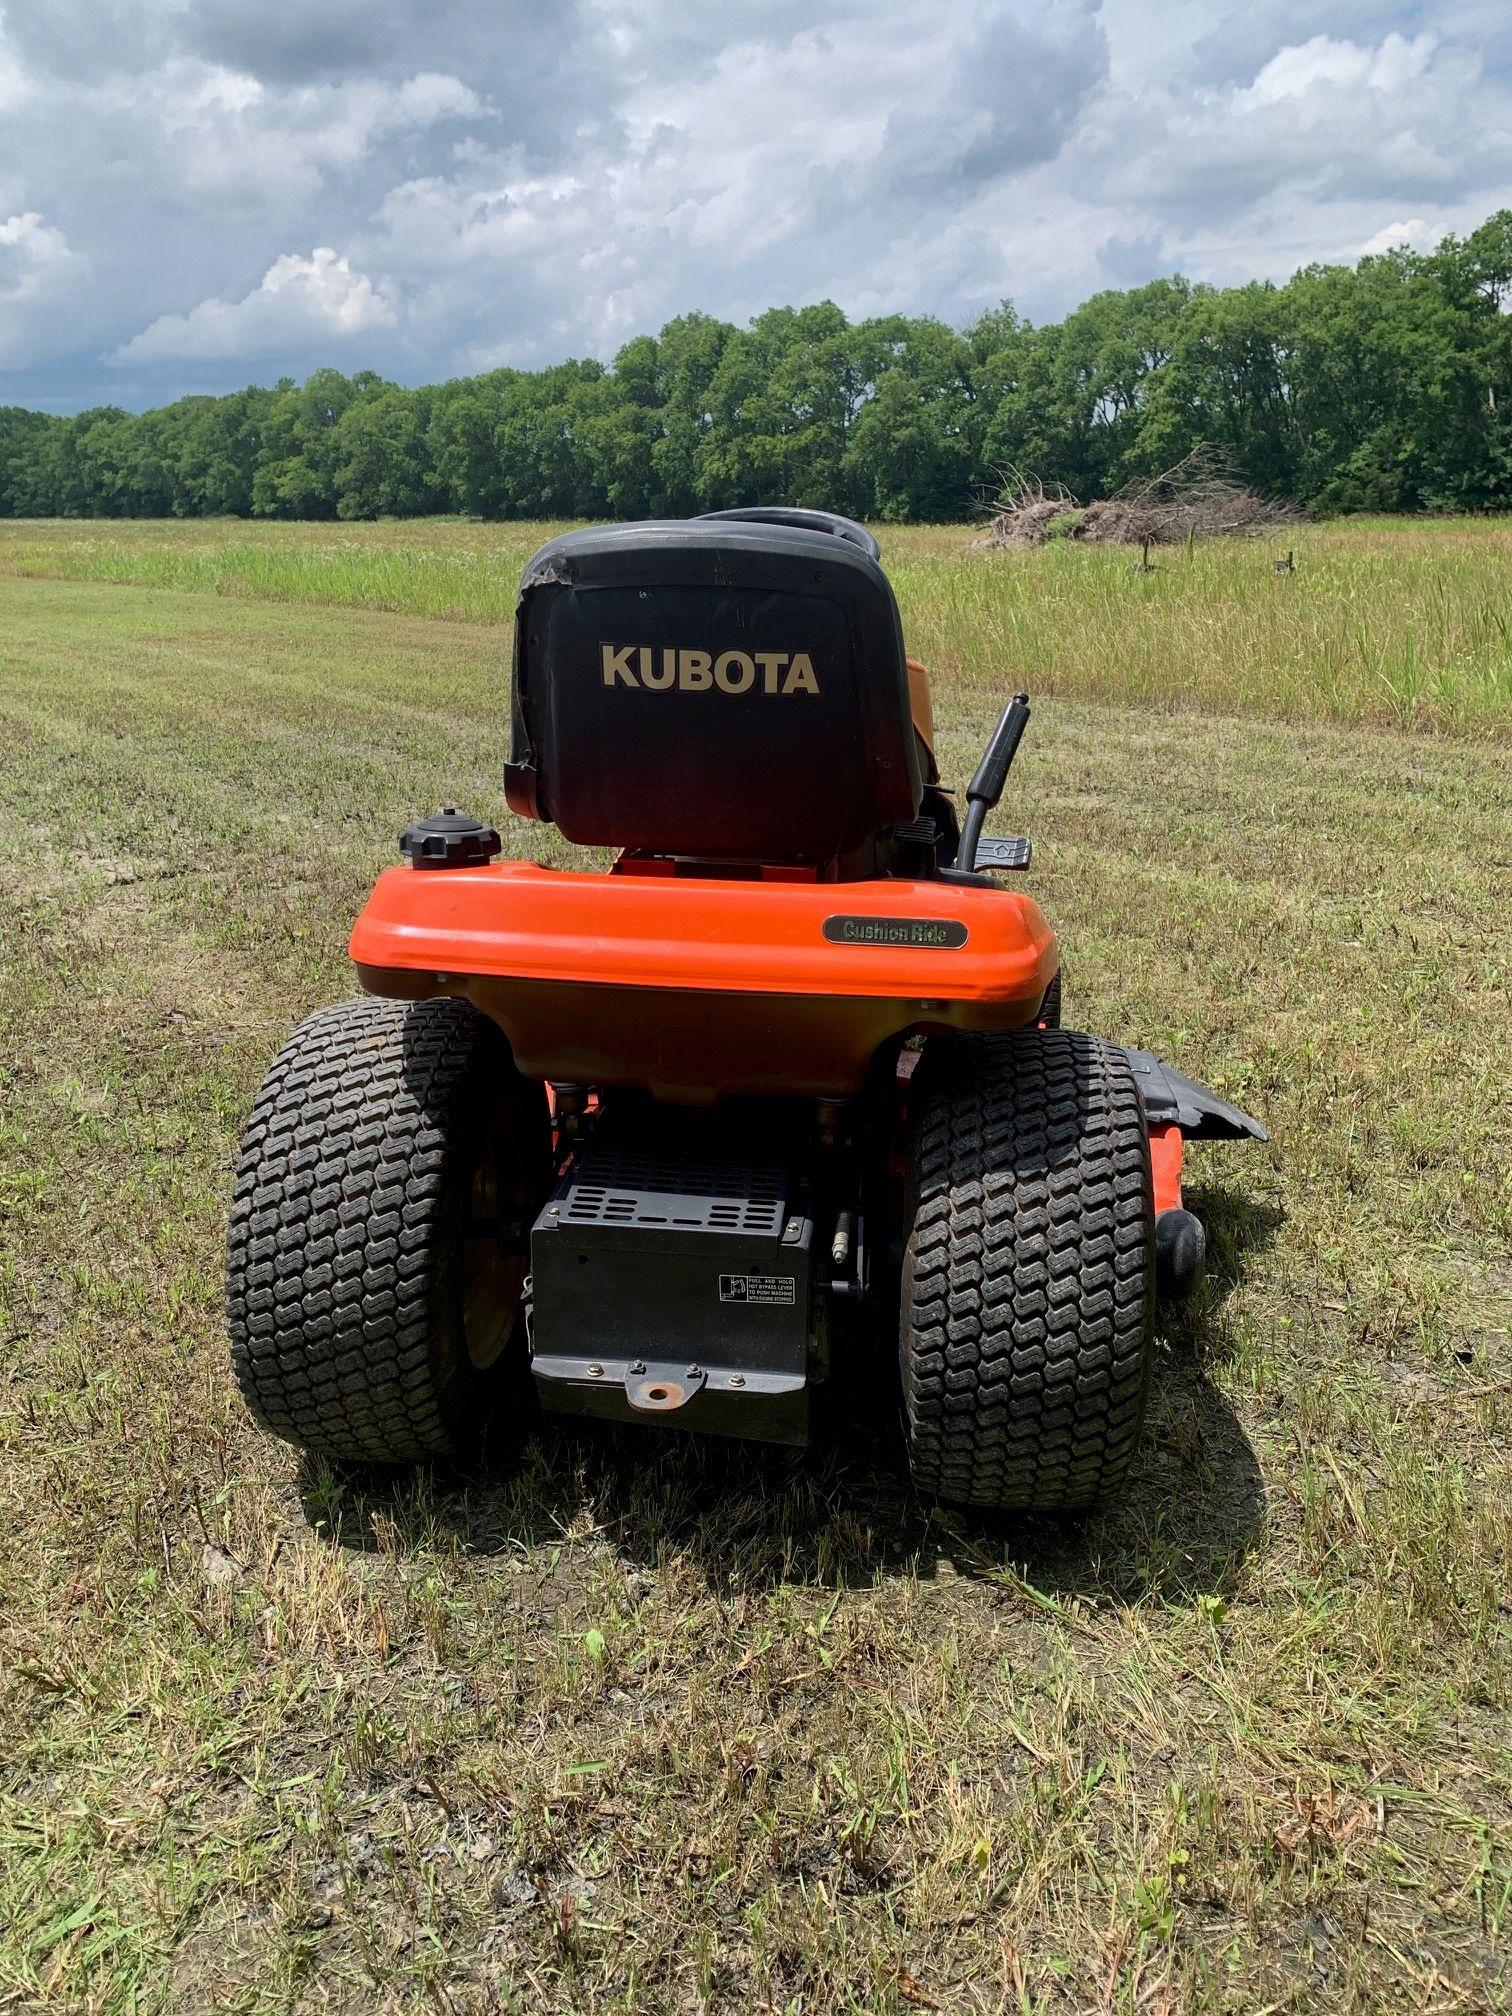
[1,514,1510,733]
[0,562,1508,2014]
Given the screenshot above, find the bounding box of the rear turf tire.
[900,1028,1154,1513]
[226,996,550,1466]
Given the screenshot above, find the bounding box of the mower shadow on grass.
[1170,1183,1285,1365]
[301,1184,1275,1612]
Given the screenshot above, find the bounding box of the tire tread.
[901,1028,1154,1512]
[226,996,512,1464]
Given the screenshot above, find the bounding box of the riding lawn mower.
[226,508,1265,1513]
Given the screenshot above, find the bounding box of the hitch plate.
[626,1363,706,1413]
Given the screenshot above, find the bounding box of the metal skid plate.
[528,1114,814,1445]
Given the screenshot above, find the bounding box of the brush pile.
[975,446,1299,550]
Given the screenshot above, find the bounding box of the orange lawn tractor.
[226,509,1264,1513]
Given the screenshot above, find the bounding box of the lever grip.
[967,692,1031,807]
[957,691,1031,875]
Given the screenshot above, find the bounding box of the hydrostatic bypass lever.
[958,692,1030,873]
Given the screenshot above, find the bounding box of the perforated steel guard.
[560,1133,787,1237]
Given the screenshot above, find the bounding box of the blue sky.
[1,1,1508,412]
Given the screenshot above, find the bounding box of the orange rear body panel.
[351,861,1058,1103]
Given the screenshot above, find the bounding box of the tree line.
[3,214,1508,523]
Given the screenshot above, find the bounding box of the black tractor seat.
[504,511,924,870]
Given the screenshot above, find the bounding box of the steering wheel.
[697,506,881,562]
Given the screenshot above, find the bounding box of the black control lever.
[958,691,1030,873]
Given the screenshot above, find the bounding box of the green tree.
[0,407,60,514]
[429,373,517,517]
[334,385,434,518]
[845,317,978,519]
[3,210,1511,521]
[650,313,737,512]
[251,369,367,518]
[1134,283,1296,494]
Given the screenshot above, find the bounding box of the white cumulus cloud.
[0,210,76,299]
[1071,21,1508,227]
[117,246,398,361]
[0,1,1509,403]
[0,209,85,366]
[1233,30,1436,108]
[1359,216,1440,255]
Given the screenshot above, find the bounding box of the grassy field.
[0,518,1508,2015]
[0,514,1509,733]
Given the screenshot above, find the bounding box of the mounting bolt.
[686,1364,702,1380]
[586,1363,603,1378]
[629,1360,646,1375]
[729,1373,746,1389]
[547,1205,559,1218]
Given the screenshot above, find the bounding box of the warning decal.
[719,1274,796,1306]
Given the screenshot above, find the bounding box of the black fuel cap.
[398,805,502,870]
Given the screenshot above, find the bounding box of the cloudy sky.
[1,1,1508,411]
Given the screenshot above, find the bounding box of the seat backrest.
[504,515,922,864]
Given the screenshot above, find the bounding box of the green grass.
[0,523,1509,2014]
[1,515,1510,733]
